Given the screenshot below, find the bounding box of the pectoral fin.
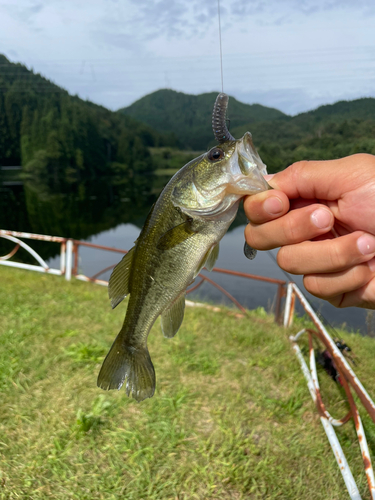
[156,221,196,250]
[108,247,135,309]
[161,293,185,338]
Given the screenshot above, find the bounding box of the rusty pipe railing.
[70,238,287,320]
[287,283,375,500]
[0,229,287,321]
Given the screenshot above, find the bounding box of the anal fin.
[108,247,135,309]
[161,293,185,338]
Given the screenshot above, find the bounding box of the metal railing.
[0,229,287,322]
[0,230,70,277]
[285,282,375,500]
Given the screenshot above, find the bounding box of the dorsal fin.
[108,247,135,309]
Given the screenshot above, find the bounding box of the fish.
[97,93,271,401]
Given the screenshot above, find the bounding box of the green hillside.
[230,98,375,172]
[0,55,176,186]
[2,53,375,180]
[119,88,375,173]
[118,89,286,150]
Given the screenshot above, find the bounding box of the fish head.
[171,131,270,219]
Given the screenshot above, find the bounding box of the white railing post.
[60,242,66,275]
[283,282,294,327]
[65,239,73,281]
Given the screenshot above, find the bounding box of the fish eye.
[207,147,225,162]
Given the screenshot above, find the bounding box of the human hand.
[244,154,375,309]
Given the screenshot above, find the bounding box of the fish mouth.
[236,132,270,193]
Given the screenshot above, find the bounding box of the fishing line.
[217,0,224,93]
[215,2,336,337]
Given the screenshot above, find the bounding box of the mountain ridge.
[2,53,375,176]
[118,88,375,160]
[118,88,287,150]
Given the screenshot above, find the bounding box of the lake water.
[0,174,370,335]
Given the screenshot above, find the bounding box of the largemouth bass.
[98,93,270,401]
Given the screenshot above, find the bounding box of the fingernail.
[368,257,375,272]
[357,234,375,255]
[311,208,332,229]
[264,174,275,181]
[263,196,283,215]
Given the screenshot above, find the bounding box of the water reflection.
[0,171,370,334]
[0,172,155,262]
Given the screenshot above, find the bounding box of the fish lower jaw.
[226,175,269,195]
[181,195,240,221]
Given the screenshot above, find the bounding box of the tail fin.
[97,334,155,402]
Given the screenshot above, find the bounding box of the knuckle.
[282,215,298,243]
[351,153,375,168]
[243,196,257,221]
[328,242,347,270]
[244,224,266,250]
[303,274,329,299]
[277,246,297,273]
[290,160,309,177]
[288,161,310,187]
[276,247,287,269]
[327,295,345,308]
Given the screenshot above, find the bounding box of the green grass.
[1,267,375,499]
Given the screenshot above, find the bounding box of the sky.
[1,0,375,115]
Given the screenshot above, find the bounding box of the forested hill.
[0,54,176,184]
[231,98,375,172]
[119,88,375,173]
[2,52,375,179]
[118,89,286,150]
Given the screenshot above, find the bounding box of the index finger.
[269,154,375,201]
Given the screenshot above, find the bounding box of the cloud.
[2,1,44,24]
[121,0,228,41]
[234,85,375,116]
[230,0,375,20]
[91,30,144,53]
[6,49,19,58]
[100,0,375,43]
[128,0,190,39]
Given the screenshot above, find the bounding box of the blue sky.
[1,0,375,114]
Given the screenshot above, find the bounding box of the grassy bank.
[1,267,375,499]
